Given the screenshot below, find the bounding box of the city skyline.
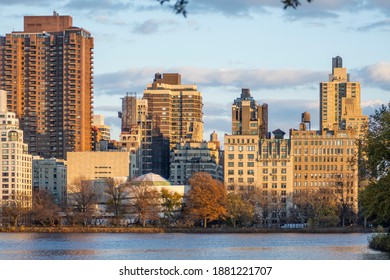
[0,1,389,142]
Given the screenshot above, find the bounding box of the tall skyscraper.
[143,73,203,148]
[231,88,268,138]
[0,90,32,208]
[320,56,367,134]
[118,93,153,178]
[0,12,94,159]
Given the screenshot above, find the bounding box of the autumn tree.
[185,172,227,228]
[128,183,161,227]
[67,176,103,226]
[160,188,182,226]
[30,190,61,227]
[104,178,130,226]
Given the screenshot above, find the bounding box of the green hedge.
[369,233,390,253]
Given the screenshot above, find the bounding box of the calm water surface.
[0,232,388,260]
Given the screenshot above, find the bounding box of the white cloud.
[356,61,390,90]
[133,19,178,34]
[94,66,326,97]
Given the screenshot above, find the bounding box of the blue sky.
[0,0,389,142]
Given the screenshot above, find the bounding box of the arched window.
[8,131,18,142]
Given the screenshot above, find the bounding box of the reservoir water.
[0,232,388,260]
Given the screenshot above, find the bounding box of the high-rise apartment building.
[0,12,94,159]
[0,90,32,208]
[118,93,153,178]
[143,73,203,148]
[232,88,268,138]
[320,56,367,134]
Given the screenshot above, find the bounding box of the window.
[238,154,243,159]
[228,154,234,160]
[228,162,234,167]
[228,146,234,151]
[247,162,254,167]
[247,170,254,175]
[238,162,243,167]
[248,154,254,159]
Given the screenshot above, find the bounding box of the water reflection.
[0,233,388,260]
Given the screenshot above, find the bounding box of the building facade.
[118,94,153,178]
[0,12,94,159]
[66,151,130,186]
[32,156,67,207]
[0,90,32,208]
[143,73,203,148]
[320,56,367,135]
[92,115,110,141]
[169,139,223,185]
[290,125,359,214]
[232,88,268,138]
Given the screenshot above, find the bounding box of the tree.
[361,103,390,179]
[129,183,161,227]
[359,103,390,227]
[240,188,272,227]
[67,176,103,226]
[104,178,130,226]
[360,173,390,227]
[30,190,61,227]
[185,172,227,228]
[226,192,253,228]
[0,194,31,227]
[291,190,338,227]
[160,188,182,226]
[158,0,313,17]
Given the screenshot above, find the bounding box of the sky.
[0,0,389,143]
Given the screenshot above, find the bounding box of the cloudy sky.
[0,0,389,142]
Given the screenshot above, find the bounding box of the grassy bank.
[0,226,374,234]
[369,233,390,253]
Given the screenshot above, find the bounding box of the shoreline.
[0,226,376,234]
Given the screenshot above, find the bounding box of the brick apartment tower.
[143,73,204,148]
[0,12,94,159]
